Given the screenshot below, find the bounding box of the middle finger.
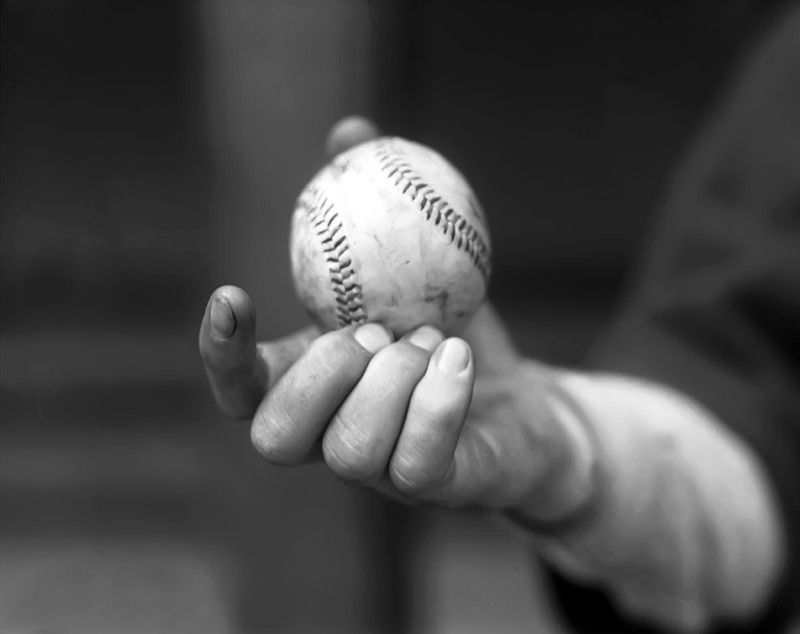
[322,326,444,484]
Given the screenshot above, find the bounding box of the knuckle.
[412,392,458,426]
[306,330,344,359]
[307,331,364,376]
[250,408,295,466]
[389,455,443,498]
[323,430,382,483]
[250,420,281,464]
[371,341,429,375]
[408,384,468,437]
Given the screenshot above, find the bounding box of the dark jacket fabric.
[545,6,800,633]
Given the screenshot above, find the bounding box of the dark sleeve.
[545,6,800,633]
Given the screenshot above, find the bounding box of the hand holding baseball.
[199,118,590,520]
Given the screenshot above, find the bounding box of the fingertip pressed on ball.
[289,137,492,337]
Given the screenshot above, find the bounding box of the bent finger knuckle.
[389,454,446,498]
[370,341,429,377]
[250,403,297,466]
[306,330,365,378]
[323,425,383,484]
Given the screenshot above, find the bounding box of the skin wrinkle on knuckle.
[251,415,284,464]
[251,396,302,465]
[328,396,383,450]
[282,333,364,409]
[411,384,462,431]
[390,453,445,497]
[308,331,361,376]
[389,464,425,496]
[370,340,429,375]
[357,344,430,401]
[323,420,383,482]
[399,414,453,470]
[402,376,469,448]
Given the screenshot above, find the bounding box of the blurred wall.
[198,1,399,631]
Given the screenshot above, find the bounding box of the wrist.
[507,368,602,533]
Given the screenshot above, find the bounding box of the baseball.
[289,136,492,336]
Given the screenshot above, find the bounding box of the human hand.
[199,117,593,520]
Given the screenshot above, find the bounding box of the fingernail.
[436,338,470,373]
[406,325,443,351]
[354,323,392,354]
[210,297,235,338]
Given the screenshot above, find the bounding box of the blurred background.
[0,1,785,632]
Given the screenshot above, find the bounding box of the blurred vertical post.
[198,1,408,632]
[200,0,373,336]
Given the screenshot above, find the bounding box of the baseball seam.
[299,187,367,327]
[374,141,491,282]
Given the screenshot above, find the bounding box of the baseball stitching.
[298,186,367,327]
[374,140,492,282]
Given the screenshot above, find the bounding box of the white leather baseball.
[289,136,492,336]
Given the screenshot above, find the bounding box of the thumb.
[199,285,319,419]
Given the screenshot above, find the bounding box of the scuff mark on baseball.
[289,136,492,337]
